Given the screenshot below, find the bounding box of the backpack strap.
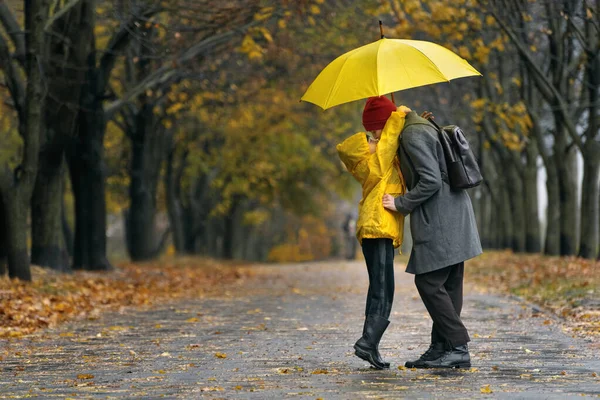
[400,113,450,185]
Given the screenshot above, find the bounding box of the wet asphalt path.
[1,260,599,399]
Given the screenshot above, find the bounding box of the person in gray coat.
[383,111,482,369]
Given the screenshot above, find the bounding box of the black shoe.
[404,342,447,368]
[423,344,471,369]
[354,314,390,369]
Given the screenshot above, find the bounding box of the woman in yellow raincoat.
[337,96,409,369]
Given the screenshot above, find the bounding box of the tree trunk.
[506,162,526,252]
[32,0,91,271]
[62,196,74,257]
[3,194,31,281]
[165,149,186,253]
[557,145,578,256]
[578,140,600,259]
[544,158,561,255]
[125,103,168,261]
[523,145,541,253]
[0,0,51,281]
[223,199,240,260]
[31,155,69,270]
[499,183,513,249]
[69,76,111,271]
[0,194,7,276]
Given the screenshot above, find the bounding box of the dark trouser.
[414,262,469,347]
[361,238,395,319]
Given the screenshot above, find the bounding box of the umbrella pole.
[379,21,395,105]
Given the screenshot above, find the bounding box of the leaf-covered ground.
[0,258,248,338]
[1,259,599,398]
[466,251,600,341]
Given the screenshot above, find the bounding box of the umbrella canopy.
[301,38,482,110]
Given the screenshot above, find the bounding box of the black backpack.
[400,117,483,190]
[428,118,483,190]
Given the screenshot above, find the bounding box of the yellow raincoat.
[337,111,406,248]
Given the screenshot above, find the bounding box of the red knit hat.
[362,96,397,131]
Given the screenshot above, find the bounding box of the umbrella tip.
[379,20,384,39]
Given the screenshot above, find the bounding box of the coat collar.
[404,111,435,129]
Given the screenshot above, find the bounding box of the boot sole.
[405,361,428,369]
[353,345,389,370]
[423,362,471,369]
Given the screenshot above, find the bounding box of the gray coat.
[395,112,482,275]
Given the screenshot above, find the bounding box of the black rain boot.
[354,314,390,369]
[404,342,447,368]
[423,344,471,369]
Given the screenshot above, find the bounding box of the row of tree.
[0,0,370,280]
[0,0,597,282]
[381,0,598,259]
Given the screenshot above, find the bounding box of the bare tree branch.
[104,15,273,118]
[44,0,81,32]
[0,0,25,63]
[492,9,585,150]
[0,31,25,126]
[98,5,162,93]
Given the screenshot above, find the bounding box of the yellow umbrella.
[301,38,481,110]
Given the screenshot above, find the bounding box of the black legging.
[361,238,395,319]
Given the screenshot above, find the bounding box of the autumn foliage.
[468,251,600,338]
[0,259,247,338]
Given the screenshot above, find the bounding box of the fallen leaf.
[185,317,199,323]
[215,352,227,359]
[77,374,94,380]
[312,369,328,374]
[200,386,224,392]
[480,385,493,394]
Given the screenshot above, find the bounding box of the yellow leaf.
[77,374,94,380]
[310,5,320,14]
[480,385,493,393]
[215,352,227,359]
[278,19,287,29]
[186,317,199,323]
